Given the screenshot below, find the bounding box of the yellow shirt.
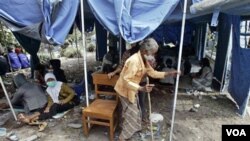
[47,83,75,108]
[114,51,165,103]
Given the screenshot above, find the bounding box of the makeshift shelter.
[0,0,250,140]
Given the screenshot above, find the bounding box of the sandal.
[29,120,41,125]
[28,120,47,132]
[38,122,47,132]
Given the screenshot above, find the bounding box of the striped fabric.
[119,96,142,140]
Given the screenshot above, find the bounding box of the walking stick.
[146,77,154,141]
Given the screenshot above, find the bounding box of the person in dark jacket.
[0,46,8,76]
[49,59,67,83]
[0,73,47,114]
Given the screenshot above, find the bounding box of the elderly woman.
[18,73,79,124]
[115,38,179,140]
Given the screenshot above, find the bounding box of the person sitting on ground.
[191,58,213,91]
[7,46,22,71]
[108,43,139,78]
[102,47,119,73]
[49,59,67,83]
[0,45,8,76]
[15,47,30,69]
[17,73,79,123]
[0,73,47,114]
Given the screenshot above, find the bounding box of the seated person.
[0,46,8,76]
[159,59,175,86]
[163,56,176,68]
[191,58,213,91]
[17,73,79,123]
[102,47,118,73]
[49,59,67,83]
[7,46,22,71]
[15,47,30,69]
[0,73,47,114]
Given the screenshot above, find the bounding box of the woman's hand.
[108,72,115,79]
[166,70,181,77]
[44,107,50,113]
[139,84,155,93]
[59,100,66,105]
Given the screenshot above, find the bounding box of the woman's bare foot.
[17,113,30,124]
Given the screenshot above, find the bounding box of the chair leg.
[109,118,114,141]
[82,115,89,136]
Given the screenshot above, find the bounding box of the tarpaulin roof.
[0,0,250,117]
[87,0,180,43]
[0,0,79,45]
[1,0,250,45]
[190,0,250,15]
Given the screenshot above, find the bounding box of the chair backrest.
[92,72,119,101]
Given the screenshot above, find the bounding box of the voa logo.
[226,129,246,136]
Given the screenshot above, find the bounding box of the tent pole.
[0,76,17,121]
[80,0,89,106]
[169,0,187,140]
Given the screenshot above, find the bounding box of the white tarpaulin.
[190,0,250,15]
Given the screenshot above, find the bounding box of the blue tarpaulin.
[150,23,194,46]
[229,15,250,116]
[0,0,250,117]
[87,0,179,43]
[0,0,79,45]
[213,13,231,89]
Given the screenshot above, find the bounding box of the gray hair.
[139,38,159,51]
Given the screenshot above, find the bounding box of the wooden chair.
[82,72,119,141]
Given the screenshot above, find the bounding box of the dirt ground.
[0,52,250,141]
